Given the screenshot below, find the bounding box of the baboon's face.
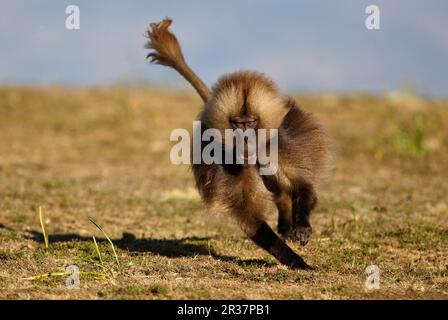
[229,114,259,162]
[199,71,290,163]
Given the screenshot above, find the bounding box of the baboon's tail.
[145,18,211,103]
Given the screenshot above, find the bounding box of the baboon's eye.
[230,116,258,129]
[230,117,244,128]
[232,121,245,129]
[246,119,258,128]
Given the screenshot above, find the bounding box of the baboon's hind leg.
[275,192,293,238]
[291,183,317,246]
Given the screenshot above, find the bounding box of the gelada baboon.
[145,18,331,269]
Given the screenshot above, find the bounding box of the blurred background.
[0,0,447,97]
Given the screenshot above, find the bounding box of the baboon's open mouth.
[242,149,257,162]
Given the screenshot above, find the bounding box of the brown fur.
[145,18,332,269]
[200,71,290,137]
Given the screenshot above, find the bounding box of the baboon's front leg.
[291,183,317,246]
[242,216,312,269]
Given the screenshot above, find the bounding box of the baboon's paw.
[293,225,313,246]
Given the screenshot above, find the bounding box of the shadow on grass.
[25,229,275,268]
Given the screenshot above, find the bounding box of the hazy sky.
[0,0,447,96]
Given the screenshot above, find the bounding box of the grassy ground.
[0,86,447,299]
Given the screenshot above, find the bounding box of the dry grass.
[0,87,447,299]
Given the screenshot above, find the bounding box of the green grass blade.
[89,217,120,268]
[23,271,109,281]
[23,271,65,280]
[39,206,49,249]
[92,235,106,270]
